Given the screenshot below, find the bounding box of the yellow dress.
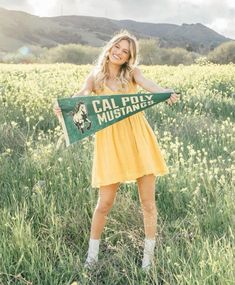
[91,81,169,188]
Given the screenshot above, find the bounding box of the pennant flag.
[56,92,172,146]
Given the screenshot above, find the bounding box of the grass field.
[0,63,234,285]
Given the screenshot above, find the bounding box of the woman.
[54,30,179,271]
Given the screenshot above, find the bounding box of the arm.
[54,70,95,118]
[132,67,179,106]
[72,70,95,97]
[132,67,174,93]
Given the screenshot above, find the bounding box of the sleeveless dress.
[91,81,169,188]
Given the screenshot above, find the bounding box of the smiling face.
[109,40,130,66]
[94,32,138,92]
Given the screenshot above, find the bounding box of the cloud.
[110,0,235,26]
[209,17,235,39]
[0,0,31,12]
[0,0,27,5]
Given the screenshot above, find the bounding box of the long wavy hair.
[93,30,139,93]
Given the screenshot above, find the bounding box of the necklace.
[108,76,118,81]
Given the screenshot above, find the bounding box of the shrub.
[207,41,235,64]
[42,44,101,65]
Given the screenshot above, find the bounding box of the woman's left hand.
[166,92,180,106]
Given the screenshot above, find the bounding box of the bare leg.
[90,182,119,239]
[137,174,157,239]
[85,182,119,267]
[137,174,157,270]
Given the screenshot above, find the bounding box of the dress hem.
[91,170,169,189]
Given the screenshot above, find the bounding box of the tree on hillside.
[162,47,198,65]
[208,41,235,64]
[42,44,100,64]
[138,38,161,65]
[186,43,193,52]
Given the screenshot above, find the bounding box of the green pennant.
[56,92,172,146]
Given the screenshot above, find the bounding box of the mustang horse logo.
[71,102,92,134]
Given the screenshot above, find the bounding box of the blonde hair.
[93,30,139,93]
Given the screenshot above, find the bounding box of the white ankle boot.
[142,238,156,271]
[84,239,100,269]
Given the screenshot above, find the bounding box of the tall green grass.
[0,64,234,284]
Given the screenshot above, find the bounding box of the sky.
[0,0,235,39]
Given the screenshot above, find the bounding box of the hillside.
[0,7,232,53]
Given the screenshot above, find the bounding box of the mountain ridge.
[0,7,232,53]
